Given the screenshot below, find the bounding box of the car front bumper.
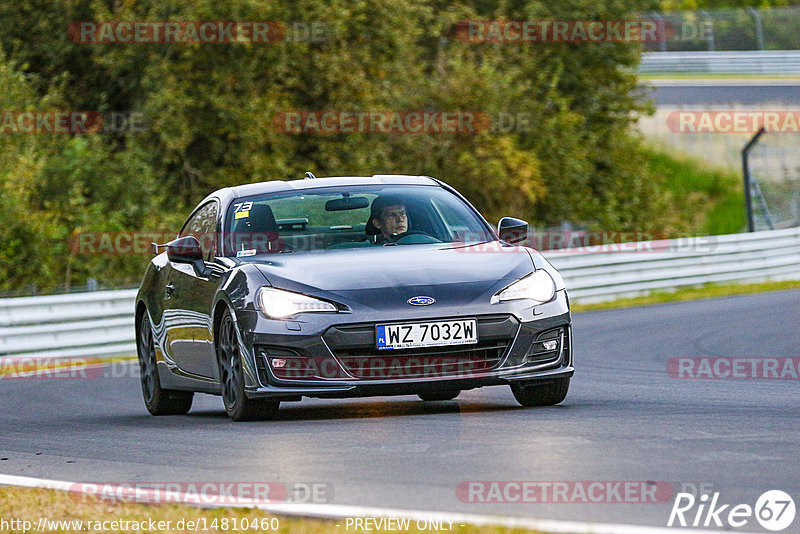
[239,290,574,400]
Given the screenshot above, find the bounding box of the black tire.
[511,378,570,407]
[217,309,279,421]
[137,312,194,416]
[418,391,460,401]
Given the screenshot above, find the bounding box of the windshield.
[222,184,494,257]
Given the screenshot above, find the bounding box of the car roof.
[209,175,440,202]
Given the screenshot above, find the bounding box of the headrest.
[231,204,279,253]
[365,218,380,236]
[237,204,277,234]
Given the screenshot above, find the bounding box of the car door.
[162,201,222,378]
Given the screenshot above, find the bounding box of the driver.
[369,195,409,242]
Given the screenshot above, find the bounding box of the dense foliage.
[1,0,699,293]
[660,0,797,10]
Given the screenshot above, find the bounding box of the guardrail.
[639,50,800,74]
[546,226,800,302]
[1,227,799,359]
[0,289,137,360]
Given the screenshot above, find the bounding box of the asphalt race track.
[1,290,798,529]
[645,81,800,106]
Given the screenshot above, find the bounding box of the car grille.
[334,340,510,379]
[323,315,518,380]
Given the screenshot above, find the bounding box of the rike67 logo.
[668,490,796,531]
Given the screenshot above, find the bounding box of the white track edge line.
[0,473,764,534]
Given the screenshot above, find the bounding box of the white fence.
[546,227,800,302]
[639,50,800,74]
[0,289,137,360]
[1,227,799,359]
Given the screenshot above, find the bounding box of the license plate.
[376,319,478,350]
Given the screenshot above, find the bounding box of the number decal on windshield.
[232,202,253,213]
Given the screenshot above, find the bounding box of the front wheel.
[217,309,280,421]
[511,378,570,407]
[137,312,193,416]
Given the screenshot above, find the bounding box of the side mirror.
[167,236,205,274]
[497,217,528,244]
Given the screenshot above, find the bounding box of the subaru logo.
[408,296,435,306]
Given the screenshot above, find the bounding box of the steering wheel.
[386,230,442,244]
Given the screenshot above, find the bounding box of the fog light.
[271,358,287,368]
[542,340,558,351]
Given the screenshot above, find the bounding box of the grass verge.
[642,146,745,236]
[0,486,547,534]
[572,280,800,313]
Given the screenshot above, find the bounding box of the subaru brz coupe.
[135,174,573,420]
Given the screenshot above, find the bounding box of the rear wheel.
[418,391,460,401]
[217,309,279,421]
[137,312,193,415]
[511,378,570,407]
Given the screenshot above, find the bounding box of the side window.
[181,202,218,261]
[431,198,463,239]
[430,197,489,242]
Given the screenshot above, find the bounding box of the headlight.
[257,287,337,319]
[491,270,555,304]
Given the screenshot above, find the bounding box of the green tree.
[1,0,691,293]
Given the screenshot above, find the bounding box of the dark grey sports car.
[135,174,573,421]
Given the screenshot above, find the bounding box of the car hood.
[250,242,534,307]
